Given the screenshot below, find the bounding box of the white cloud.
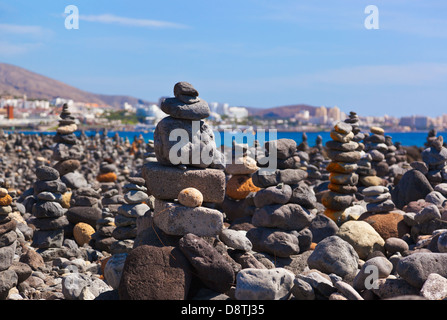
[79,14,189,29]
[0,23,49,37]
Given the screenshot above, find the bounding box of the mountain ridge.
[0,62,154,108]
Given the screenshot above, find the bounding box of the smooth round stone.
[334,122,352,134]
[330,130,354,143]
[174,81,199,97]
[57,123,77,134]
[364,192,391,203]
[362,186,389,196]
[35,166,60,181]
[161,97,210,120]
[0,188,8,197]
[36,191,63,202]
[329,172,359,185]
[123,183,147,192]
[370,127,385,135]
[326,162,358,174]
[219,228,252,251]
[126,176,146,186]
[253,184,292,208]
[178,187,203,208]
[32,200,66,218]
[0,205,12,215]
[225,156,258,175]
[118,203,150,218]
[327,150,361,163]
[124,190,150,204]
[325,140,359,151]
[322,191,354,211]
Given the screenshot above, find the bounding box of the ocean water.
[11,130,442,148]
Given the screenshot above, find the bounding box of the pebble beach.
[1,81,447,302]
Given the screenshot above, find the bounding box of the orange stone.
[225,175,260,200]
[358,211,410,240]
[97,172,118,182]
[0,194,12,206]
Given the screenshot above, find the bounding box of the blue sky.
[0,0,446,117]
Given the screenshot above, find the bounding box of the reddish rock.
[118,245,192,300]
[358,211,410,240]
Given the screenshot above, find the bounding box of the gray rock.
[297,270,335,298]
[253,184,292,208]
[397,252,447,288]
[124,190,150,204]
[32,200,66,218]
[246,227,300,258]
[372,278,420,299]
[117,203,150,218]
[391,170,433,209]
[289,183,317,209]
[353,256,393,291]
[309,214,339,243]
[104,253,127,290]
[425,191,447,207]
[173,81,199,97]
[142,162,225,203]
[251,169,307,188]
[414,204,441,224]
[0,243,15,271]
[161,97,210,120]
[420,273,447,300]
[61,171,88,189]
[35,166,60,181]
[385,237,409,255]
[235,268,295,300]
[307,235,359,279]
[219,229,252,251]
[252,203,314,231]
[265,139,297,160]
[0,269,18,300]
[154,117,222,168]
[154,199,223,237]
[291,277,315,300]
[437,232,447,253]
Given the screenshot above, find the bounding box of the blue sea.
[11,129,442,148]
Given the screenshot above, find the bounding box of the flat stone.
[153,199,223,237]
[124,190,150,204]
[117,203,150,218]
[235,268,294,300]
[173,81,199,97]
[161,97,210,120]
[35,166,60,181]
[420,273,447,300]
[142,162,225,203]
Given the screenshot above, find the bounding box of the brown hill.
[247,104,318,118]
[0,63,153,108]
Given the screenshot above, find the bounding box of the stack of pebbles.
[0,184,24,300]
[222,142,260,222]
[344,111,365,143]
[142,82,226,239]
[111,176,151,254]
[29,165,68,249]
[308,135,328,184]
[247,138,314,258]
[67,186,102,247]
[323,121,361,223]
[422,135,447,188]
[52,103,88,191]
[361,185,396,215]
[363,127,389,178]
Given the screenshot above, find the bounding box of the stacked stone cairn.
[363,127,389,179]
[142,82,227,239]
[422,134,447,187]
[361,185,396,215]
[248,138,315,258]
[52,104,88,191]
[307,135,329,184]
[111,176,150,254]
[222,141,260,222]
[323,122,362,223]
[29,166,68,249]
